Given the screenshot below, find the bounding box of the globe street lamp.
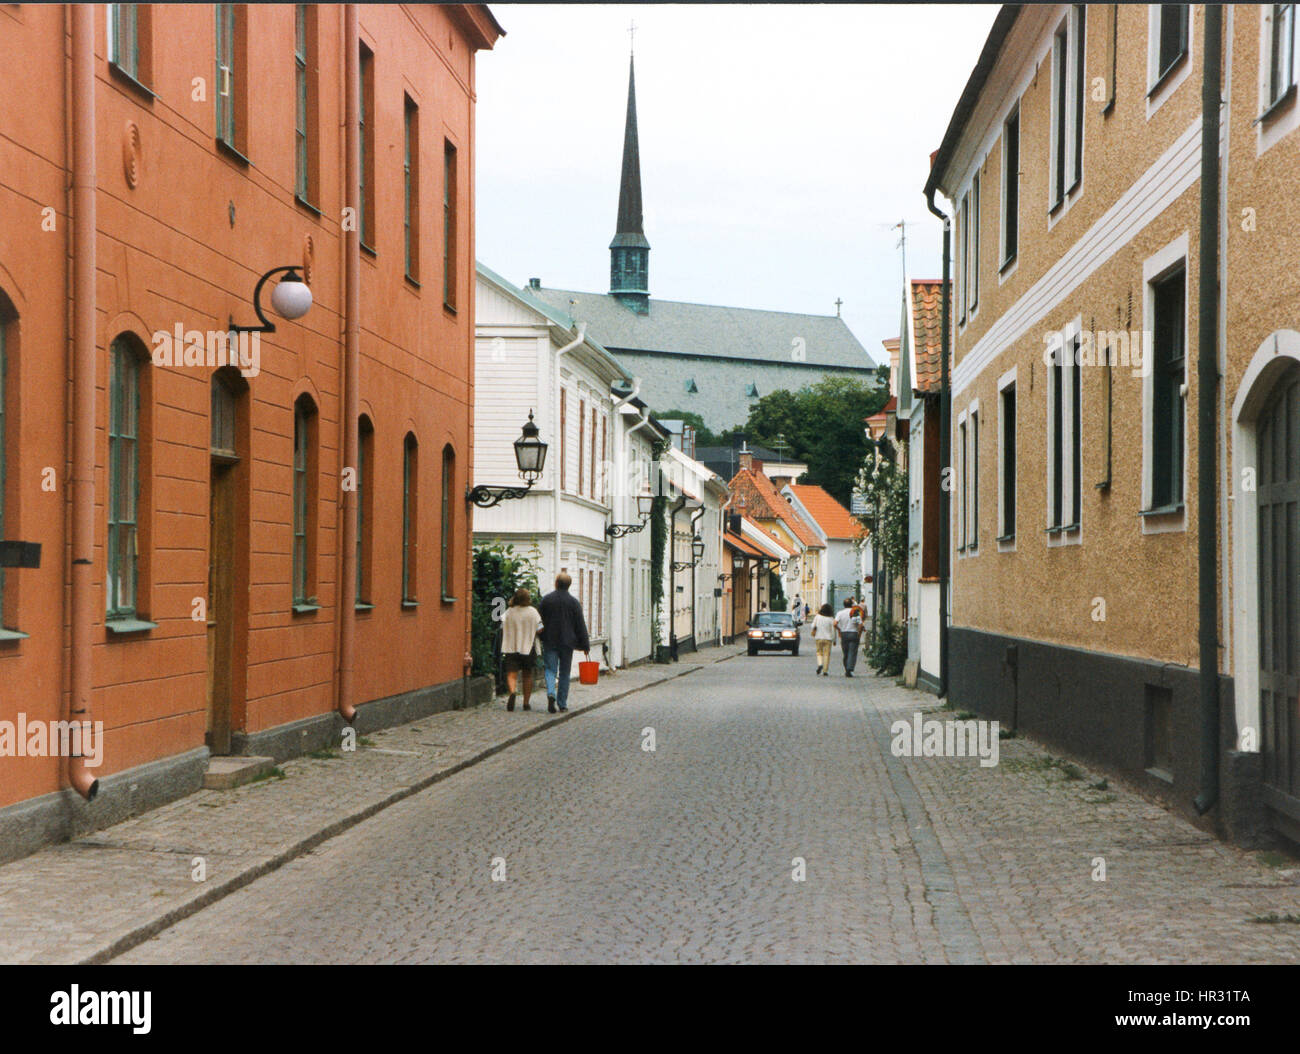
[467,410,548,508]
[229,265,313,334]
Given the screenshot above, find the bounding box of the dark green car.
[746,612,800,656]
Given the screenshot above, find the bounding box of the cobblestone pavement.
[114,653,1300,964]
[0,647,735,965]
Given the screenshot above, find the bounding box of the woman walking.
[501,588,543,711]
[811,602,836,677]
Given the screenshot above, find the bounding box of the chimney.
[738,442,753,473]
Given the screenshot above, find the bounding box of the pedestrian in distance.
[835,597,862,677]
[501,587,543,712]
[538,572,591,714]
[811,602,836,676]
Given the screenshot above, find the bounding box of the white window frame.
[956,408,969,552]
[958,195,969,328]
[1046,316,1083,547]
[968,398,980,554]
[1146,3,1193,119]
[1140,233,1190,534]
[999,103,1020,278]
[1258,5,1300,154]
[1049,6,1086,224]
[997,367,1017,552]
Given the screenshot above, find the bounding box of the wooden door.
[207,458,236,754]
[1259,364,1299,821]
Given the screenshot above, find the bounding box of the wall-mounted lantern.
[229,266,313,334]
[467,410,548,508]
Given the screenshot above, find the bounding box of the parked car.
[747,612,800,656]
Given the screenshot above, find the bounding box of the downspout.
[1194,3,1223,817]
[621,402,653,664]
[552,324,587,590]
[608,378,639,668]
[338,3,360,724]
[68,3,98,799]
[668,493,686,658]
[925,188,952,699]
[690,502,704,648]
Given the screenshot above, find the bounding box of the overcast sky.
[475,4,999,365]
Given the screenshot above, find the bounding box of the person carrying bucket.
[538,572,591,714]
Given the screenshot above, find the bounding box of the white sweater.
[501,605,543,655]
[811,614,836,641]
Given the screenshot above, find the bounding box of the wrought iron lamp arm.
[230,265,303,335]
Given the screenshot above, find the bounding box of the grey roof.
[528,286,876,371]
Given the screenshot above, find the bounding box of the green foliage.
[867,609,906,676]
[471,542,542,681]
[767,570,786,612]
[739,375,889,507]
[649,491,668,654]
[855,455,908,578]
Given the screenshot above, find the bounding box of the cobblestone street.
[113,651,1300,965]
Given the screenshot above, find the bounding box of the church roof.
[528,285,876,371]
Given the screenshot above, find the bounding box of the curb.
[88,652,735,965]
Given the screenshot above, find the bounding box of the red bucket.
[578,660,599,686]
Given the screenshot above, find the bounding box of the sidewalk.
[0,645,741,964]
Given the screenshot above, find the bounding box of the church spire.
[610,49,650,314]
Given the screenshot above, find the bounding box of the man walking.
[834,597,862,677]
[538,572,591,713]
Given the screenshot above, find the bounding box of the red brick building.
[0,3,502,860]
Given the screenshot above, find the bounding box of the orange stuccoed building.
[0,3,503,861]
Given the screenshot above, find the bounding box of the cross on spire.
[835,298,843,318]
[629,19,637,53]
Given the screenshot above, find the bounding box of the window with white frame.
[998,373,1016,542]
[970,404,980,551]
[957,413,969,550]
[1151,4,1190,87]
[1047,324,1082,532]
[1050,7,1086,211]
[1268,4,1297,109]
[1149,266,1187,511]
[1001,105,1019,268]
[968,173,980,314]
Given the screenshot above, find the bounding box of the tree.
[740,375,888,507]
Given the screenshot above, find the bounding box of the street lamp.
[672,533,705,571]
[229,265,313,334]
[467,410,548,508]
[606,491,655,538]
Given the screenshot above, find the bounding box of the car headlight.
[748,630,763,638]
[781,630,796,638]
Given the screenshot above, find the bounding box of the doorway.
[1258,363,1299,831]
[207,370,246,755]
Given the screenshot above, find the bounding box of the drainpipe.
[67,4,98,800]
[668,493,686,659]
[619,400,653,665]
[552,324,587,590]
[1194,4,1223,817]
[690,502,704,648]
[337,4,360,725]
[925,188,952,699]
[608,377,639,668]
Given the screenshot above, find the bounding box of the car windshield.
[752,613,794,627]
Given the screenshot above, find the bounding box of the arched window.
[292,394,319,608]
[402,433,419,606]
[441,444,455,600]
[107,334,151,625]
[357,415,374,607]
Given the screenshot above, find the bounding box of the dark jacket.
[538,588,590,652]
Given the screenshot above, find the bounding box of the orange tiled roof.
[911,279,948,395]
[727,467,824,549]
[788,483,864,541]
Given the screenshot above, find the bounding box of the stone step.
[203,756,277,791]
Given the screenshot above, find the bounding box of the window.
[685,378,698,393]
[1048,328,1082,532]
[401,434,419,604]
[211,376,236,457]
[958,416,968,550]
[359,42,375,249]
[578,397,586,496]
[1150,268,1186,510]
[108,3,145,83]
[294,4,318,204]
[745,382,759,398]
[214,5,246,155]
[404,96,420,280]
[590,405,598,500]
[292,395,318,608]
[1269,4,1296,108]
[600,414,607,505]
[0,315,9,631]
[958,197,968,324]
[999,381,1016,541]
[559,388,567,491]
[1001,106,1019,268]
[1051,8,1085,209]
[968,173,980,313]
[444,140,458,309]
[357,416,373,606]
[971,407,979,550]
[108,338,144,619]
[441,445,455,601]
[1154,4,1190,84]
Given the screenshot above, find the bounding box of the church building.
[527,53,876,432]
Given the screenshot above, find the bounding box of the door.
[207,458,235,754]
[1259,364,1299,823]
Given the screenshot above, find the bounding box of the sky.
[474,3,1000,365]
